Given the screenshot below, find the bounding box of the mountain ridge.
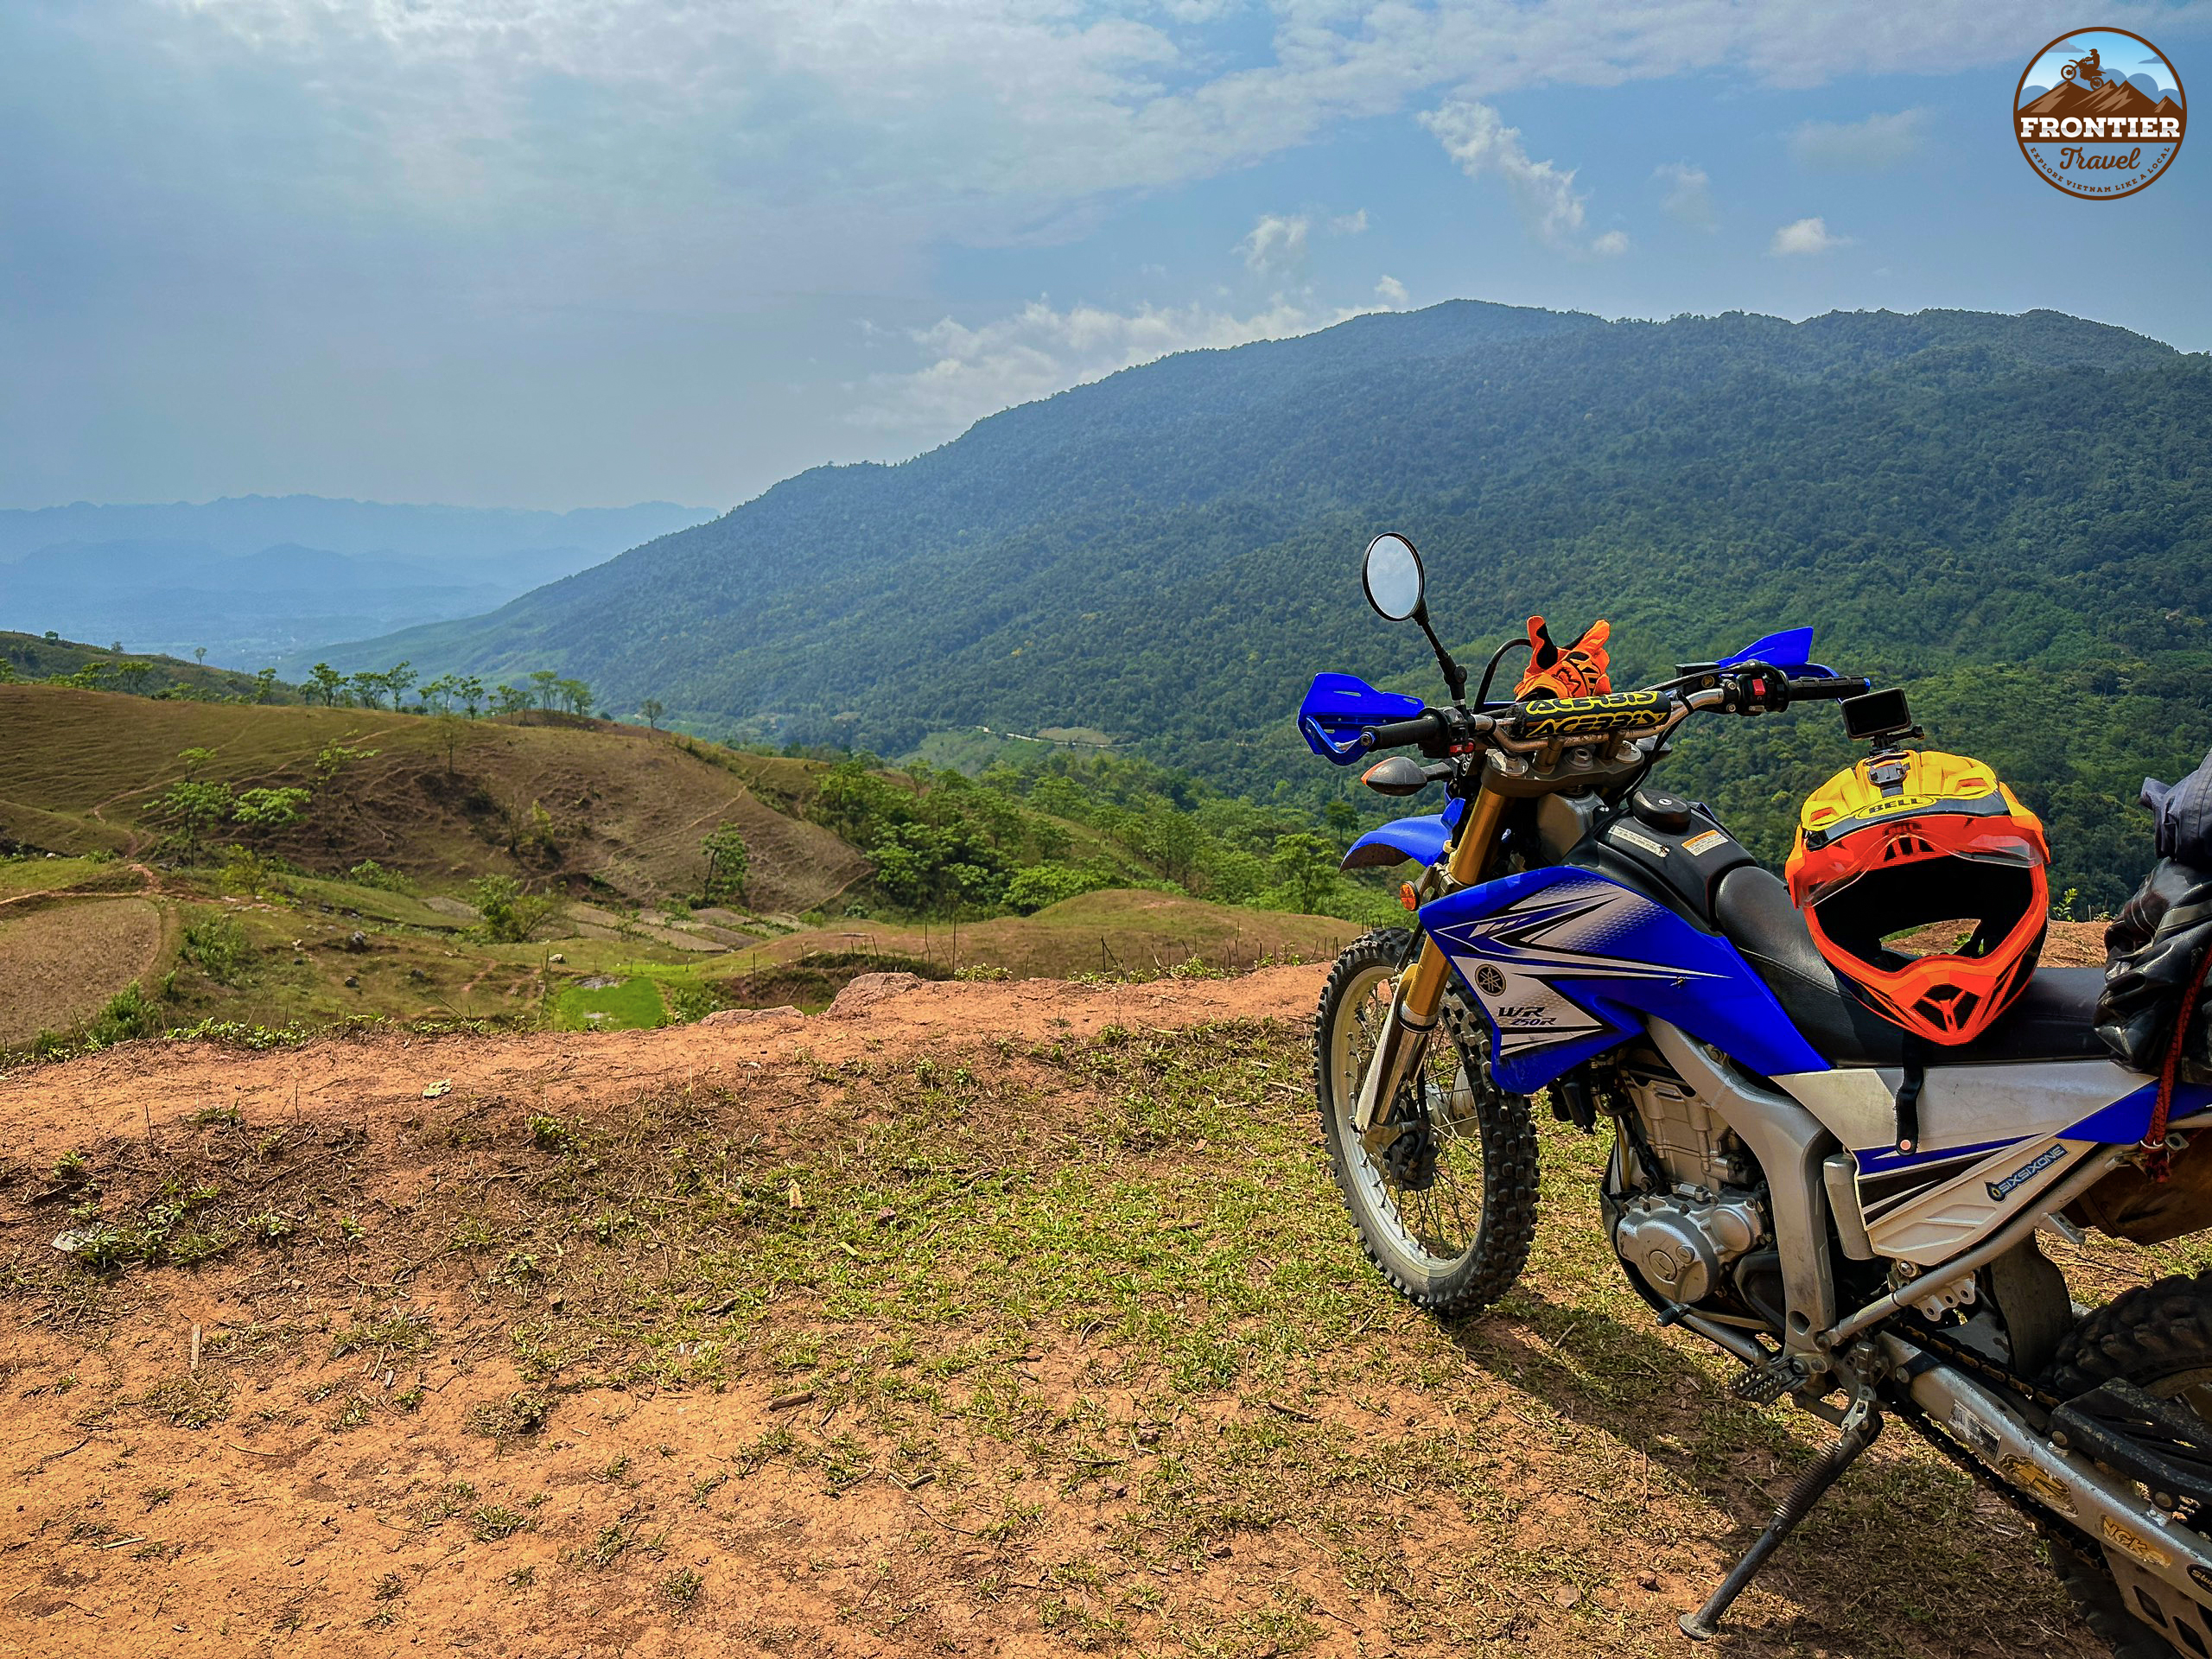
[294,300,2208,908]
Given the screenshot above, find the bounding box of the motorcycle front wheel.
[1313,927,1537,1316]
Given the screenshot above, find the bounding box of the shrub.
[469,875,555,944]
[86,983,163,1047]
[347,859,412,892]
[182,915,251,983]
[1004,861,1109,914]
[700,824,748,905]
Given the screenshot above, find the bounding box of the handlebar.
[1358,711,1453,753]
[1786,675,1875,701]
[1351,667,1874,756]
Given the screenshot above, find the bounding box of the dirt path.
[0,967,1325,1160]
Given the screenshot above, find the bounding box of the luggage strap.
[1893,1039,1924,1154]
[2145,944,2212,1181]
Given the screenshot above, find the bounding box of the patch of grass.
[142,1373,231,1429]
[470,1504,535,1541]
[659,1567,703,1608]
[525,1113,575,1153]
[551,975,667,1033]
[330,1307,435,1359]
[582,1521,634,1569]
[467,1391,553,1446]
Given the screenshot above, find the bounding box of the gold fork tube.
[1351,782,1511,1132]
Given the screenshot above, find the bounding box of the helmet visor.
[1793,817,2045,911]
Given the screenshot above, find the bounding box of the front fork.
[1352,783,1510,1135]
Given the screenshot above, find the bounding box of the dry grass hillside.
[0,685,867,913]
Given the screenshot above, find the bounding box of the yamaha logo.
[1474,964,1508,996]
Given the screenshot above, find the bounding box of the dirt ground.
[0,962,2158,1659]
[0,899,163,1048]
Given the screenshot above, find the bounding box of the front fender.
[1342,798,1465,870]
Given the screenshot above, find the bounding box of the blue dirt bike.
[1301,531,2212,1651]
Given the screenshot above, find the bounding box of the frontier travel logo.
[2015,29,2186,199]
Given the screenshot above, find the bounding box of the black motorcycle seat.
[1711,866,2110,1068]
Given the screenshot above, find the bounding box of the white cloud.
[1375,275,1408,307]
[1770,216,1853,256]
[138,2,2096,249]
[1654,162,1717,230]
[1332,209,1370,235]
[1789,110,1928,170]
[1238,213,1311,273]
[1419,99,1626,257]
[854,292,1383,436]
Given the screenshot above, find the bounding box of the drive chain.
[1904,1319,2065,1413]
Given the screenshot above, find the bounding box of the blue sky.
[3,1,2208,511]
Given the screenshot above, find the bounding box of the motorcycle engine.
[1606,1062,1770,1307]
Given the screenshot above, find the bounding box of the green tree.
[432,709,469,773]
[639,697,664,731]
[252,667,279,703]
[492,683,531,719]
[116,660,155,696]
[385,661,417,707]
[1270,831,1338,915]
[456,674,486,717]
[348,671,387,709]
[700,824,749,905]
[556,677,594,717]
[315,741,379,783]
[467,875,554,944]
[420,674,456,712]
[526,670,560,715]
[232,785,312,829]
[307,664,346,706]
[154,779,236,865]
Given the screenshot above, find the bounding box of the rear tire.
[1313,927,1537,1316]
[2041,1274,2212,1658]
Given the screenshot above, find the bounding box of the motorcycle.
[1300,531,2212,1651]
[2063,54,2111,90]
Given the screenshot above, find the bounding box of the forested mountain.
[0,495,709,665]
[307,302,2212,909]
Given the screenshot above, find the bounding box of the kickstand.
[1680,1402,1884,1641]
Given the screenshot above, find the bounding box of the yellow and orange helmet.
[1784,749,2050,1046]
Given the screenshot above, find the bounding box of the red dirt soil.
[0,960,2120,1658]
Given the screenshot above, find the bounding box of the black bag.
[2145,746,2212,866]
[2096,858,2212,1074]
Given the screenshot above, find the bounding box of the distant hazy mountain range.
[0,496,710,666]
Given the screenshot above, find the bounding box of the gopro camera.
[1839,688,1918,746]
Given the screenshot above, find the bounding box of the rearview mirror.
[1363,534,1426,622]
